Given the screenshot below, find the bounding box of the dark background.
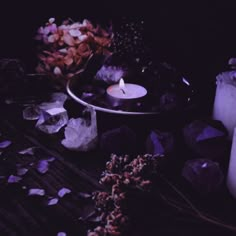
[0,1,236,92]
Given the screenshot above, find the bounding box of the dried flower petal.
[53,66,62,75]
[0,140,12,149]
[57,232,67,236]
[48,197,59,206]
[58,187,71,198]
[49,18,55,24]
[37,160,49,174]
[28,188,45,196]
[63,34,75,46]
[7,175,22,183]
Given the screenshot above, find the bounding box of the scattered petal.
[48,197,59,206]
[17,168,29,176]
[18,147,37,155]
[8,175,22,183]
[58,187,71,198]
[0,140,12,149]
[57,232,67,236]
[28,188,45,196]
[37,160,49,174]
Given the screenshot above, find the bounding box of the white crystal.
[36,107,68,134]
[50,92,68,104]
[61,107,97,151]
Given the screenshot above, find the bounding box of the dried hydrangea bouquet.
[35,18,113,88]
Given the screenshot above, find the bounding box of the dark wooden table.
[1,85,236,236]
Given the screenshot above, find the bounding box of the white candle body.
[227,128,236,198]
[213,71,236,139]
[107,83,147,99]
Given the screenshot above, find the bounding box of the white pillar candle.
[227,127,236,198]
[213,71,236,139]
[106,78,147,107]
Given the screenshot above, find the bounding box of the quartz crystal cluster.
[95,65,126,84]
[23,92,69,134]
[61,107,97,151]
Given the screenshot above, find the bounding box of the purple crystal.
[183,120,229,161]
[182,159,224,194]
[146,130,174,155]
[100,126,137,155]
[95,65,126,84]
[160,92,179,111]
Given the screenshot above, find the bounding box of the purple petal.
[48,197,59,206]
[8,175,22,183]
[58,188,71,198]
[28,188,45,196]
[0,140,12,149]
[37,160,49,174]
[57,232,67,236]
[17,168,29,176]
[18,147,37,155]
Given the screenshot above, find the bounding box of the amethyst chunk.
[182,159,224,194]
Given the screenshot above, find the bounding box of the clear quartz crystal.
[213,71,236,139]
[36,107,68,134]
[61,107,97,151]
[23,105,41,120]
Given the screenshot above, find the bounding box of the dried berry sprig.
[88,154,164,235]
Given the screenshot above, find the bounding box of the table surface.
[1,86,236,236]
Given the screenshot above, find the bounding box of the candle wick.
[120,88,126,94]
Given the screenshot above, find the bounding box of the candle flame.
[119,78,125,89]
[119,78,126,94]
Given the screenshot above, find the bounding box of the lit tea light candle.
[213,71,236,139]
[106,78,147,108]
[107,78,147,99]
